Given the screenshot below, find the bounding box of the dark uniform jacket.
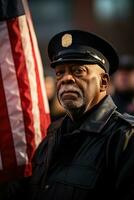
[8,95,134,200]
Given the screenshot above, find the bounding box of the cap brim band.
[51,58,108,73]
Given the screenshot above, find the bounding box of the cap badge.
[61,34,72,47]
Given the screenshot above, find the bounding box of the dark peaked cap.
[48,30,119,75]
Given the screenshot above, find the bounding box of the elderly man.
[9,30,134,200]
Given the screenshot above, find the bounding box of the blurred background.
[29,0,134,75]
[29,0,134,120]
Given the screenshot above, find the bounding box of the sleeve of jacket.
[0,176,30,200]
[115,126,134,200]
[106,123,134,200]
[6,136,49,200]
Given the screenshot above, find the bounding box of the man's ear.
[100,73,110,91]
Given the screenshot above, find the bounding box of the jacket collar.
[79,95,117,133]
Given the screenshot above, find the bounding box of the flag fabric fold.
[0,0,50,182]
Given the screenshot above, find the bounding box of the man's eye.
[74,69,83,74]
[56,71,63,78]
[73,68,85,76]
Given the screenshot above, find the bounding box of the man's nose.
[61,73,75,84]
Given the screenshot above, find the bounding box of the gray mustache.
[58,86,82,96]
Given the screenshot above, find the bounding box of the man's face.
[55,63,108,115]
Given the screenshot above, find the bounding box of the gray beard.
[66,105,87,120]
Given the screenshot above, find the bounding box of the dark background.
[29,0,134,76]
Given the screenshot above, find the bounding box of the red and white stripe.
[0,0,50,182]
[0,153,3,170]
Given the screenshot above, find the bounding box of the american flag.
[0,0,50,182]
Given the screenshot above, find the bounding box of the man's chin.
[63,105,78,111]
[61,100,82,110]
[62,103,85,114]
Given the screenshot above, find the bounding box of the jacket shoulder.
[105,112,134,172]
[114,111,134,127]
[122,113,134,126]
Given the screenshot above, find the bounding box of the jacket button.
[45,184,50,190]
